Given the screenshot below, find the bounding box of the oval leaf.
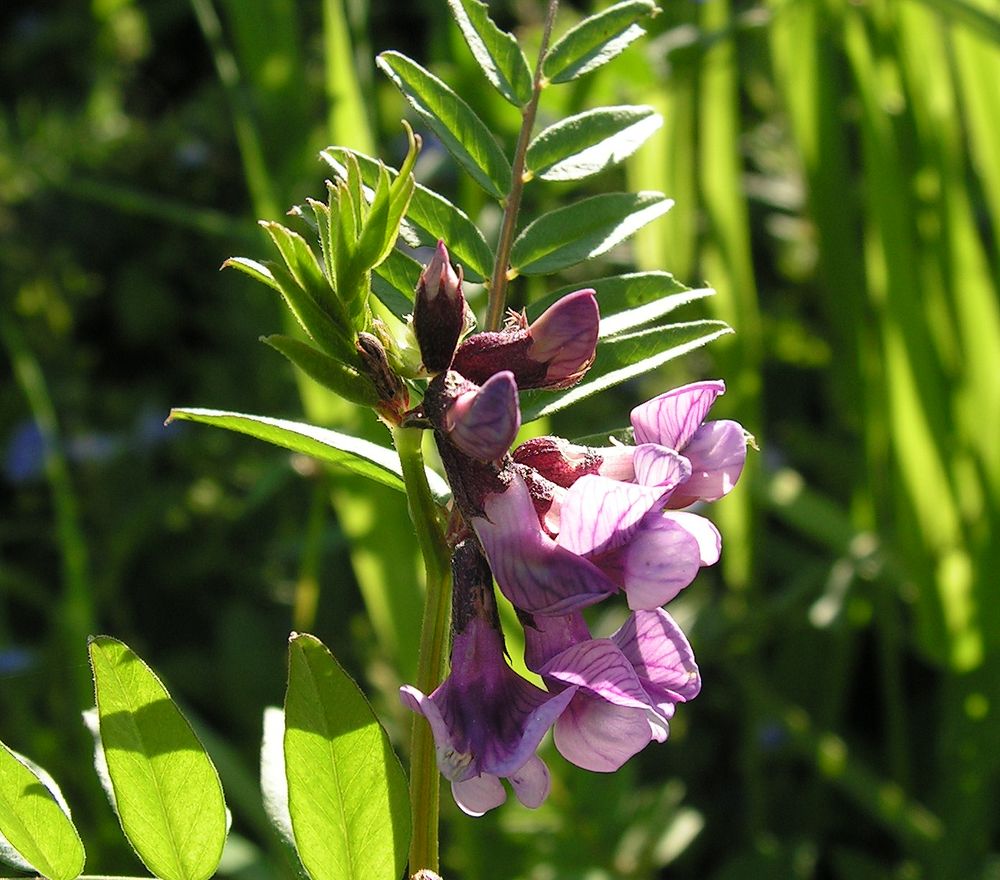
[0,743,85,880]
[166,408,451,502]
[510,192,673,276]
[284,634,410,880]
[521,319,732,422]
[373,249,421,320]
[526,105,662,181]
[377,51,512,199]
[322,147,495,282]
[528,271,714,338]
[447,0,533,105]
[542,0,656,83]
[88,636,227,880]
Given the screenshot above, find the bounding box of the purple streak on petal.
[474,472,616,614]
[632,444,691,489]
[621,514,702,610]
[666,419,747,506]
[446,370,521,462]
[630,380,725,448]
[527,289,599,388]
[435,614,577,777]
[508,755,551,808]
[663,511,721,566]
[451,774,506,816]
[612,609,701,707]
[539,639,652,710]
[553,695,654,772]
[557,474,666,557]
[523,611,592,672]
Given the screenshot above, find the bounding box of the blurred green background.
[2,0,999,877]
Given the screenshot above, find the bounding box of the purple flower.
[630,380,747,508]
[471,469,617,615]
[523,609,700,772]
[442,370,521,463]
[553,460,722,610]
[471,449,719,614]
[451,289,599,390]
[413,240,469,374]
[400,541,575,815]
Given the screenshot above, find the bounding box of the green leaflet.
[542,0,657,84]
[0,743,85,880]
[261,335,380,407]
[322,147,494,282]
[377,51,513,199]
[166,407,451,502]
[447,0,533,106]
[528,271,714,338]
[283,634,410,880]
[88,637,227,880]
[372,248,421,320]
[526,105,662,181]
[520,320,732,422]
[510,192,673,276]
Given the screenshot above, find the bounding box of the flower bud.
[451,289,599,390]
[444,371,521,463]
[413,240,467,374]
[356,331,409,423]
[512,436,636,486]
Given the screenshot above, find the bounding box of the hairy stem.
[392,426,452,877]
[484,0,560,331]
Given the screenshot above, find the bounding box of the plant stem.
[391,426,452,877]
[484,0,560,331]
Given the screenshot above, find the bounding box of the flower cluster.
[401,243,748,815]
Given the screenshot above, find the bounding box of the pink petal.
[527,289,599,387]
[662,511,721,566]
[508,755,551,809]
[632,444,691,489]
[539,639,651,709]
[622,516,702,610]
[612,609,701,705]
[475,472,616,614]
[557,474,666,557]
[451,774,506,816]
[554,696,653,772]
[630,380,725,448]
[667,420,747,506]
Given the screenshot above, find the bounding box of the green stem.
[392,426,452,877]
[2,320,94,709]
[484,0,560,331]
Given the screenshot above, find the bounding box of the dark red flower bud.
[451,290,599,390]
[413,240,468,374]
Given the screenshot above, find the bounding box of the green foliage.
[283,633,410,880]
[521,319,731,422]
[88,636,227,880]
[321,148,495,283]
[525,105,663,182]
[0,744,85,880]
[167,408,451,501]
[542,0,658,83]
[446,0,534,106]
[376,51,513,199]
[509,191,673,276]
